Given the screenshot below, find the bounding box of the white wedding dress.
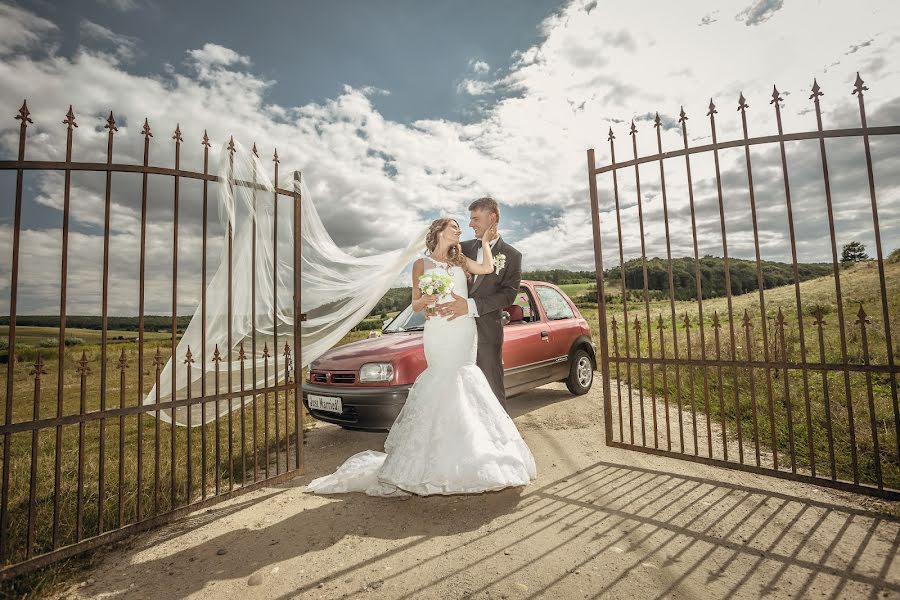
[306,257,537,496]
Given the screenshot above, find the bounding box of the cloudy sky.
[1,0,899,315]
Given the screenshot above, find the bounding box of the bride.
[306,217,537,497]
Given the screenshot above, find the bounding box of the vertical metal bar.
[712,312,728,461]
[117,349,126,527]
[153,348,162,513]
[1,101,32,560]
[283,343,291,467]
[201,131,210,500]
[682,313,698,454]
[54,106,76,549]
[75,351,89,541]
[272,151,280,476]
[813,309,837,480]
[853,74,899,464]
[629,122,656,448]
[293,171,303,471]
[26,357,46,558]
[810,80,857,482]
[587,148,613,444]
[98,108,117,535]
[137,116,150,520]
[737,94,770,467]
[608,129,633,445]
[771,88,815,477]
[742,310,761,466]
[776,308,796,473]
[239,342,247,485]
[654,114,681,455]
[656,316,671,451]
[678,108,705,457]
[855,305,883,489]
[184,348,195,499]
[633,317,646,446]
[251,144,259,482]
[227,139,236,491]
[263,344,270,479]
[170,125,181,510]
[706,100,733,460]
[213,346,221,494]
[611,318,623,442]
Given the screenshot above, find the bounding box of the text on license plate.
[308,394,343,413]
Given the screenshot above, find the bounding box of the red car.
[303,280,596,431]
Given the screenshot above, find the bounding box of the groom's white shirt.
[466,235,499,318]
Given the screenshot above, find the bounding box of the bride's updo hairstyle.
[425,218,467,271]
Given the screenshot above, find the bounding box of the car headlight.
[359,363,394,382]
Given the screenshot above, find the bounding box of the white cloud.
[469,59,490,75]
[80,19,139,62]
[0,0,899,315]
[0,2,57,56]
[735,0,785,26]
[97,0,141,11]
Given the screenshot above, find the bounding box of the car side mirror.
[501,310,510,326]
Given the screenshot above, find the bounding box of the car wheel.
[565,348,593,395]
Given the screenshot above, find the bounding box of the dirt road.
[60,382,899,600]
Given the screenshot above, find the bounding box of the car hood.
[310,331,424,371]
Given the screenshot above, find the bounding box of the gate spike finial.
[238,341,246,361]
[852,72,868,96]
[251,142,259,157]
[184,346,194,365]
[770,85,783,105]
[812,306,826,327]
[707,98,717,117]
[607,127,615,142]
[31,355,47,379]
[262,343,270,359]
[227,135,236,155]
[742,308,752,328]
[776,306,786,327]
[611,315,618,332]
[202,129,211,148]
[629,120,637,136]
[678,105,688,124]
[653,112,661,129]
[855,302,869,324]
[657,313,664,330]
[63,105,78,129]
[682,312,691,329]
[15,100,33,125]
[737,93,748,112]
[173,124,183,144]
[118,347,128,370]
[634,316,641,332]
[76,350,90,376]
[273,148,279,164]
[141,118,152,138]
[712,310,721,328]
[153,346,163,368]
[810,79,823,100]
[212,344,222,364]
[105,111,118,133]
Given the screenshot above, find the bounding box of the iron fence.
[587,73,899,500]
[0,101,305,579]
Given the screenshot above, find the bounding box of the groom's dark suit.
[461,236,522,413]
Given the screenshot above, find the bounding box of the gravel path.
[58,382,899,600]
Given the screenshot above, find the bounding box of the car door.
[532,284,578,382]
[500,286,548,393]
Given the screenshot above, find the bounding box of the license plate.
[307,394,343,413]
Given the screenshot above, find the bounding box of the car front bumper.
[302,382,412,431]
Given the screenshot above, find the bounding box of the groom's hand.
[436,291,469,321]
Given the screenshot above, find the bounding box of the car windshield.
[383,304,425,332]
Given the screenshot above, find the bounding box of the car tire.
[565,348,593,395]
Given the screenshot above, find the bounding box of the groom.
[437,197,522,413]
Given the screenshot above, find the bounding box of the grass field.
[577,260,899,491]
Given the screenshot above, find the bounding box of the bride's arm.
[463,224,497,276]
[411,259,438,312]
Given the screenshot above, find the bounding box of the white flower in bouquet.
[418,271,454,314]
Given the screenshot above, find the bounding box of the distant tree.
[841,241,868,264]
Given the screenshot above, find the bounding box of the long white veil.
[144,141,428,426]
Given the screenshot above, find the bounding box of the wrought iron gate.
[0,101,305,579]
[586,73,899,500]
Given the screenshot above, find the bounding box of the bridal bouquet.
[418,272,454,315]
